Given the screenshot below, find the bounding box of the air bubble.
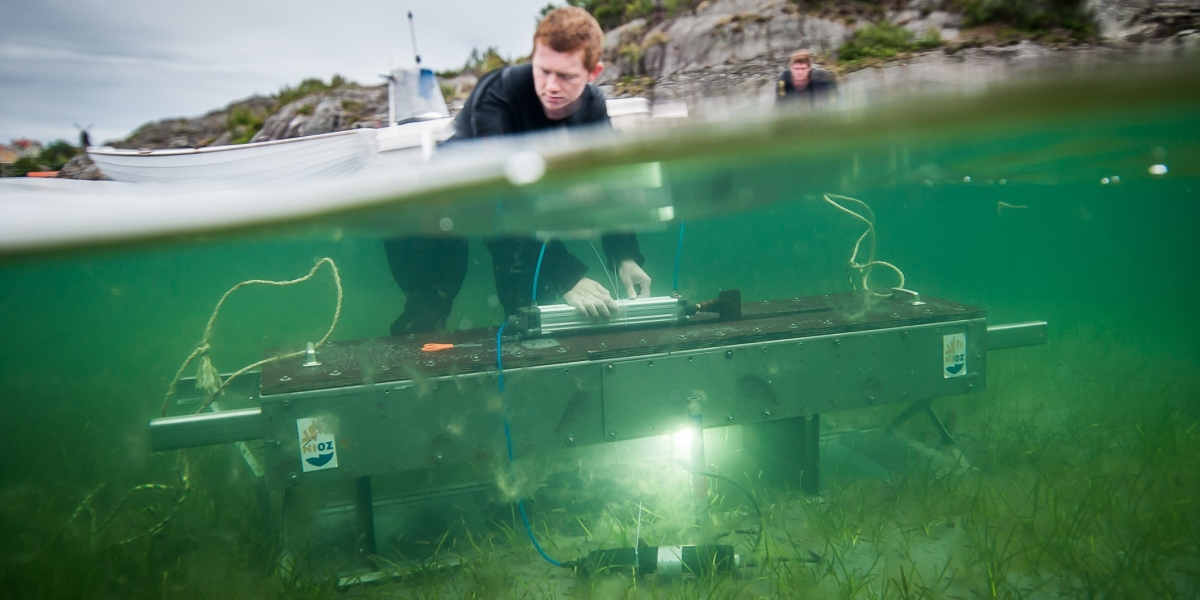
[504,151,546,185]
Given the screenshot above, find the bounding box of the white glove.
[562,277,619,320]
[617,259,652,300]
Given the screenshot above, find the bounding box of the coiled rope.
[72,258,342,547]
[821,194,905,297]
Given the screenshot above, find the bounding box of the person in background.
[384,7,652,336]
[776,49,837,108]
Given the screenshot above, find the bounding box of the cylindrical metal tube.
[518,296,687,337]
[575,544,736,576]
[687,397,707,501]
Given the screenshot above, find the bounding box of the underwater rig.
[149,288,1046,583]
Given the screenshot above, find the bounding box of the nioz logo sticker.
[297,417,338,472]
[943,333,967,378]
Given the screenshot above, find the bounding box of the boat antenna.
[407,11,421,66]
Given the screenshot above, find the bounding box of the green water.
[2,70,1198,598]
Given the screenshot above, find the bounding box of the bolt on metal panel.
[601,351,735,441]
[731,319,986,417]
[503,362,605,453]
[261,375,508,488]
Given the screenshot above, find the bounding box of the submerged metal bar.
[801,415,820,495]
[149,408,263,452]
[987,321,1048,350]
[922,403,956,446]
[355,477,378,556]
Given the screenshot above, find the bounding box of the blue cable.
[673,221,686,292]
[496,321,508,392]
[531,241,548,305]
[497,275,562,567]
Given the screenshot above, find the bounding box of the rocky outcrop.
[595,0,966,100]
[838,35,1199,109]
[250,86,387,142]
[107,86,393,151]
[599,0,1198,109]
[1089,0,1200,39]
[597,0,968,83]
[113,96,276,150]
[55,154,108,180]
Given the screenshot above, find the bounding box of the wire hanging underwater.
[531,241,548,305]
[71,258,343,548]
[589,241,619,295]
[501,248,566,566]
[821,194,905,297]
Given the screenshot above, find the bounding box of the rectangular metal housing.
[257,295,991,488]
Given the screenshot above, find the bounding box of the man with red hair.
[385,7,653,335]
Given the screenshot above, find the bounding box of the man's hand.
[563,277,619,320]
[617,259,651,300]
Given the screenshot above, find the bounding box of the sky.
[0,0,553,145]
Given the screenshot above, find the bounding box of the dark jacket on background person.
[385,64,645,335]
[775,69,837,109]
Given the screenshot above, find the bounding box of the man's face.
[532,42,604,119]
[790,60,811,87]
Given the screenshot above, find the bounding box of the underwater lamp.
[511,291,741,337]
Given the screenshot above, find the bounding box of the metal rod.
[407,12,421,66]
[801,414,820,495]
[987,321,1048,350]
[355,476,377,556]
[886,399,929,432]
[688,398,708,503]
[149,407,263,451]
[922,403,956,446]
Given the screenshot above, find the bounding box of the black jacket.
[775,69,837,108]
[455,63,611,138]
[455,64,644,308]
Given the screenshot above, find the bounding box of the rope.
[158,257,343,417]
[75,258,342,548]
[68,452,192,547]
[821,194,905,297]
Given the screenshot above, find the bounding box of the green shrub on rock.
[839,21,921,62]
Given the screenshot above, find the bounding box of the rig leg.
[256,480,275,546]
[887,400,955,446]
[887,399,928,431]
[800,414,820,496]
[354,476,377,557]
[742,415,821,495]
[922,403,956,446]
